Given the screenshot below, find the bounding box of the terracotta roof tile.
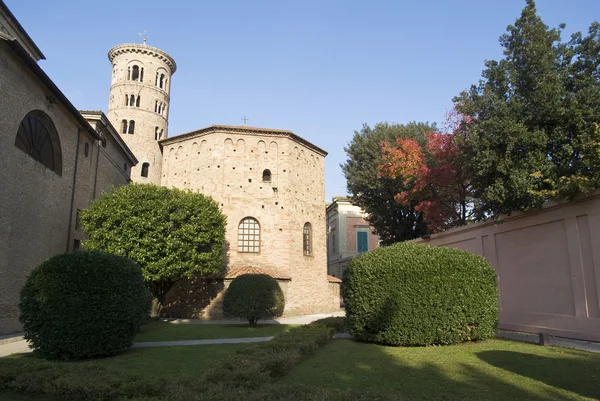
[224,267,291,280]
[327,275,342,283]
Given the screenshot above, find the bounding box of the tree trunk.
[148,280,175,318]
[151,295,166,318]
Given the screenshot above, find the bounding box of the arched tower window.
[124,95,129,106]
[140,67,144,82]
[14,109,62,175]
[238,217,260,253]
[262,169,271,182]
[128,120,135,135]
[303,223,312,256]
[127,67,131,80]
[154,127,164,141]
[131,65,140,81]
[121,120,127,134]
[141,162,149,177]
[128,95,135,106]
[159,73,165,89]
[135,95,140,107]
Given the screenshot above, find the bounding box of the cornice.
[108,43,177,74]
[160,125,328,157]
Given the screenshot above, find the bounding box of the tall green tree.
[80,184,227,316]
[342,122,434,244]
[454,0,600,217]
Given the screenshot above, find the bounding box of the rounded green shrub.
[223,274,285,325]
[342,242,498,346]
[19,251,151,360]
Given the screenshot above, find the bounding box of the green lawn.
[135,322,294,342]
[280,338,600,401]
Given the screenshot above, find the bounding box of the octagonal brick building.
[105,42,340,318]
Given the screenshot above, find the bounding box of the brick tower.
[106,41,176,184]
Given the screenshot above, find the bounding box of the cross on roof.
[241,116,249,125]
[139,30,147,45]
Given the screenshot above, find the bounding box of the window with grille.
[14,109,62,175]
[303,223,312,256]
[238,217,260,253]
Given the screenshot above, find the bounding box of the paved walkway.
[159,311,346,325]
[497,330,600,353]
[133,336,273,348]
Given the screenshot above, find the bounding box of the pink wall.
[346,216,378,253]
[417,191,600,342]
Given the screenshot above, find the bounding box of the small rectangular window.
[73,239,81,251]
[357,231,368,253]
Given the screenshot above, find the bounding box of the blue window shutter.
[357,231,368,253]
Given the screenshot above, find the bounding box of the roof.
[224,267,291,281]
[79,110,138,165]
[0,33,100,141]
[108,43,176,74]
[0,0,45,60]
[160,124,328,157]
[327,275,342,283]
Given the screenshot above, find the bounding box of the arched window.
[128,120,135,135]
[129,95,135,106]
[124,94,129,106]
[238,217,260,253]
[154,127,164,141]
[131,65,140,81]
[135,95,140,107]
[14,109,62,175]
[262,169,271,182]
[303,223,312,256]
[141,162,149,177]
[121,119,127,134]
[159,73,165,89]
[127,67,131,80]
[140,67,144,82]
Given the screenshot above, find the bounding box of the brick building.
[107,42,340,317]
[0,1,137,334]
[326,196,379,279]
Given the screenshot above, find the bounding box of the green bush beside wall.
[342,242,498,346]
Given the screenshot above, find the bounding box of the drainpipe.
[66,128,82,252]
[92,138,101,199]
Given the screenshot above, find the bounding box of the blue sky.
[7,0,600,200]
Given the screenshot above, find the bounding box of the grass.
[280,338,600,400]
[135,322,295,342]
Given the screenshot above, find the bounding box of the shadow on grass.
[281,338,598,401]
[477,350,600,400]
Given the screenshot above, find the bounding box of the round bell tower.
[107,42,176,184]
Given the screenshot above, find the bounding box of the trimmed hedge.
[19,251,151,360]
[202,324,335,389]
[223,274,285,325]
[343,242,498,346]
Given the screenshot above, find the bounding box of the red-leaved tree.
[378,110,473,233]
